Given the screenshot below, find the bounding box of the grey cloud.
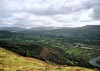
[92,6,100,20]
[0,0,100,28]
[84,0,100,8]
[0,0,90,16]
[84,0,100,20]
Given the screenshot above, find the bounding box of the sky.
[0,0,100,28]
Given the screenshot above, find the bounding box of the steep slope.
[0,41,94,67]
[0,47,97,71]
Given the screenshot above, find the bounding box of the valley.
[0,25,100,71]
[0,0,100,70]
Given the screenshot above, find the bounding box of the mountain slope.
[19,25,100,37]
[30,27,59,31]
[0,47,97,71]
[0,27,26,32]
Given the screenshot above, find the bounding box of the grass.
[0,47,98,71]
[66,48,89,55]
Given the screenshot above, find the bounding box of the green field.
[66,48,88,54]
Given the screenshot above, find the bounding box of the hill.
[30,27,59,31]
[18,25,100,45]
[18,25,100,38]
[0,47,97,71]
[0,27,26,32]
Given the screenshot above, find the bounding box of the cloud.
[0,0,100,28]
[22,0,92,15]
[0,0,90,16]
[84,0,100,20]
[92,5,100,20]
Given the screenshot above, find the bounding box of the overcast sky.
[0,0,100,28]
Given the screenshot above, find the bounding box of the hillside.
[0,41,97,68]
[0,47,98,71]
[30,27,59,31]
[0,27,26,32]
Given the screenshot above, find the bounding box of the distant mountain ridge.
[30,27,60,31]
[0,27,26,32]
[0,25,100,32]
[80,25,100,30]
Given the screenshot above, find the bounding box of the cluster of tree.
[0,40,95,68]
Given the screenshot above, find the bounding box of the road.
[80,47,100,67]
[89,56,100,67]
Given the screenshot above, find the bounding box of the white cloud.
[0,0,100,28]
